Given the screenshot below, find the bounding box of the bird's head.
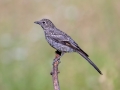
[34,19,55,30]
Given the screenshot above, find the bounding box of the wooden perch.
[50,51,61,90]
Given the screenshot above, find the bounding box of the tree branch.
[50,51,61,90]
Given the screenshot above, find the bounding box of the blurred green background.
[0,0,120,90]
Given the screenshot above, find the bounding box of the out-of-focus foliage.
[0,0,120,90]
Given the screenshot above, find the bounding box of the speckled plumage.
[34,19,102,75]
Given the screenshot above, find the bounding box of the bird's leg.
[53,52,64,64]
[57,52,64,63]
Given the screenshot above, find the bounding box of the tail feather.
[78,51,102,75]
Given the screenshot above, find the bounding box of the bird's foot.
[52,58,61,65]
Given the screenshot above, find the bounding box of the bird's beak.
[34,21,39,24]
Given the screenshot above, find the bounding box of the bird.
[34,19,102,75]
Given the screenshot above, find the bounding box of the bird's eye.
[42,21,45,24]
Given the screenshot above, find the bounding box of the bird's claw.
[52,58,61,65]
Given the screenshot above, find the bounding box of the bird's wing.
[47,34,102,75]
[46,34,89,57]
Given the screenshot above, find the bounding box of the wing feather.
[46,33,89,57]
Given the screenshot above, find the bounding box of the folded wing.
[46,34,89,57]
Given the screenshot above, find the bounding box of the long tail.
[77,51,102,75]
